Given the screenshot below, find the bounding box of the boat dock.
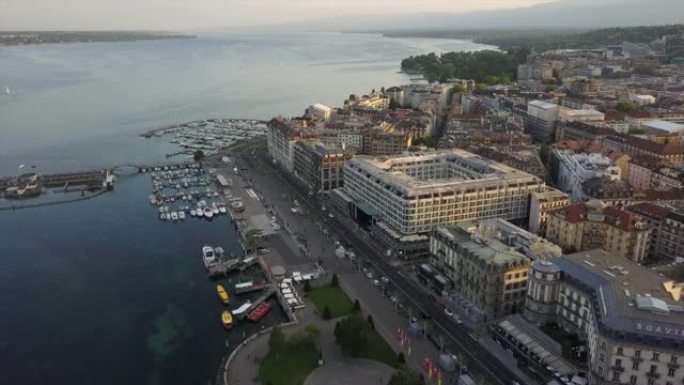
[234,280,269,295]
[234,286,276,321]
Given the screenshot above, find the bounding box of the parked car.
[381,276,389,284]
[373,279,381,287]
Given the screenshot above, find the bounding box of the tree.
[193,149,205,162]
[475,83,488,90]
[367,315,375,330]
[388,366,424,385]
[269,326,285,351]
[322,306,331,320]
[335,314,369,356]
[331,273,339,287]
[616,101,636,113]
[544,85,557,92]
[451,84,466,94]
[244,228,262,257]
[397,352,405,364]
[303,280,312,293]
[352,299,361,313]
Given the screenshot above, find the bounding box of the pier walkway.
[235,286,277,321]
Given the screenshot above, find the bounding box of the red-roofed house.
[546,200,651,262]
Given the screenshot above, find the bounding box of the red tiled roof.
[603,206,642,232]
[626,202,670,220]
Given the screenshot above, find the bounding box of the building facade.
[338,149,545,254]
[523,250,684,385]
[554,150,622,203]
[293,141,354,192]
[529,188,572,235]
[430,225,531,321]
[545,201,651,262]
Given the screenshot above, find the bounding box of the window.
[617,347,623,355]
[651,365,658,373]
[633,361,640,370]
[635,350,641,358]
[671,355,678,364]
[600,340,607,350]
[653,352,660,361]
[668,367,675,377]
[599,353,605,363]
[648,379,655,385]
[630,375,637,385]
[612,372,620,381]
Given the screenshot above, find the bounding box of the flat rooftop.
[553,250,684,343]
[435,225,530,269]
[346,149,542,196]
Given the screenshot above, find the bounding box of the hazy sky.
[0,0,554,31]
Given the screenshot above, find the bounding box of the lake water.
[0,32,494,384]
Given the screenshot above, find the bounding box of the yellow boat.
[221,310,234,330]
[216,284,229,305]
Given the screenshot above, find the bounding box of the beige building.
[430,225,531,321]
[529,188,571,235]
[524,250,684,385]
[545,201,651,262]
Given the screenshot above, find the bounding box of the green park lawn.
[308,284,354,319]
[258,341,319,385]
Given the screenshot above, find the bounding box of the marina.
[141,119,268,158]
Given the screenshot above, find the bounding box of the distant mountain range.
[254,0,684,32]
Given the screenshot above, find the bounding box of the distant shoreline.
[0,30,196,47]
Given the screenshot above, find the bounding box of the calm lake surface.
[0,32,493,384]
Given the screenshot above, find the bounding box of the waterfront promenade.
[217,142,540,385]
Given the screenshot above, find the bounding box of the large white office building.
[335,149,545,255]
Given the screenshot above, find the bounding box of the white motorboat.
[179,211,186,220]
[171,211,179,221]
[212,204,219,215]
[219,206,227,214]
[202,245,218,269]
[196,208,204,217]
[203,207,214,218]
[190,209,196,216]
[158,206,165,214]
[160,213,167,220]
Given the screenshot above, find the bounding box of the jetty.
[234,280,269,295]
[235,286,277,321]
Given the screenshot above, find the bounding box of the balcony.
[611,366,625,373]
[667,362,680,369]
[645,371,660,379]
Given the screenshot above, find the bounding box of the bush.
[367,315,375,330]
[397,352,405,364]
[331,273,339,287]
[322,306,331,320]
[303,280,312,293]
[352,300,361,313]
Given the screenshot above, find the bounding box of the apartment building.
[604,134,684,168]
[292,141,354,192]
[430,225,531,321]
[529,188,571,235]
[627,203,684,260]
[545,201,651,262]
[553,150,621,202]
[524,250,684,385]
